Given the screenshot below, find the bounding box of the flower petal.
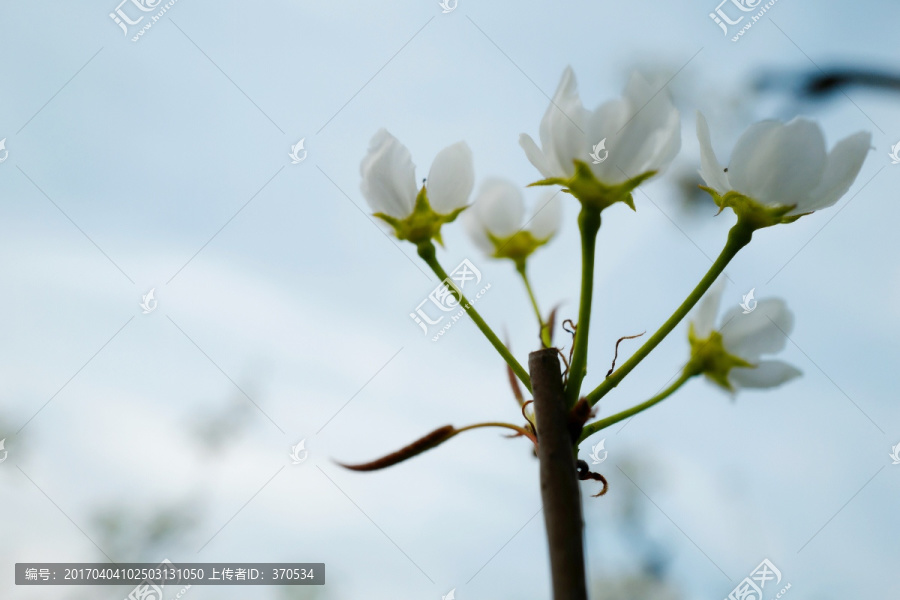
[797,131,871,214]
[691,276,726,339]
[606,72,681,178]
[720,298,793,361]
[646,107,682,174]
[528,191,562,241]
[625,117,680,177]
[360,129,418,218]
[585,97,631,183]
[539,66,588,177]
[730,360,802,389]
[426,141,474,213]
[462,205,494,255]
[470,178,525,237]
[519,133,558,180]
[696,112,730,193]
[729,118,827,209]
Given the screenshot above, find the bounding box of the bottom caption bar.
[16,561,324,585]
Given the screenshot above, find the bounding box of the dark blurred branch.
[756,67,900,99]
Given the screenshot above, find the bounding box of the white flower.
[463,178,561,263]
[688,279,801,391]
[360,129,474,243]
[696,112,871,217]
[519,67,681,184]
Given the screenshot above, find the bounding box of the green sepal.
[685,323,755,392]
[528,160,655,213]
[486,230,551,270]
[699,186,810,230]
[374,186,467,246]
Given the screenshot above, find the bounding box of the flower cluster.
[358,65,870,401]
[348,63,873,600]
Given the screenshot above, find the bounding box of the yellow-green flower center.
[374,186,467,245]
[487,230,549,269]
[529,160,656,213]
[686,324,755,391]
[698,187,807,229]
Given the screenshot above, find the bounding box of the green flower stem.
[417,241,532,392]
[565,205,602,407]
[583,220,754,407]
[517,264,550,348]
[578,370,695,443]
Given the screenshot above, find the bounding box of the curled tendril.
[606,331,646,377]
[576,459,609,497]
[516,401,538,456]
[560,319,578,381]
[521,400,536,431]
[556,348,571,373]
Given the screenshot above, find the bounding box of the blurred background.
[1,0,899,598]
